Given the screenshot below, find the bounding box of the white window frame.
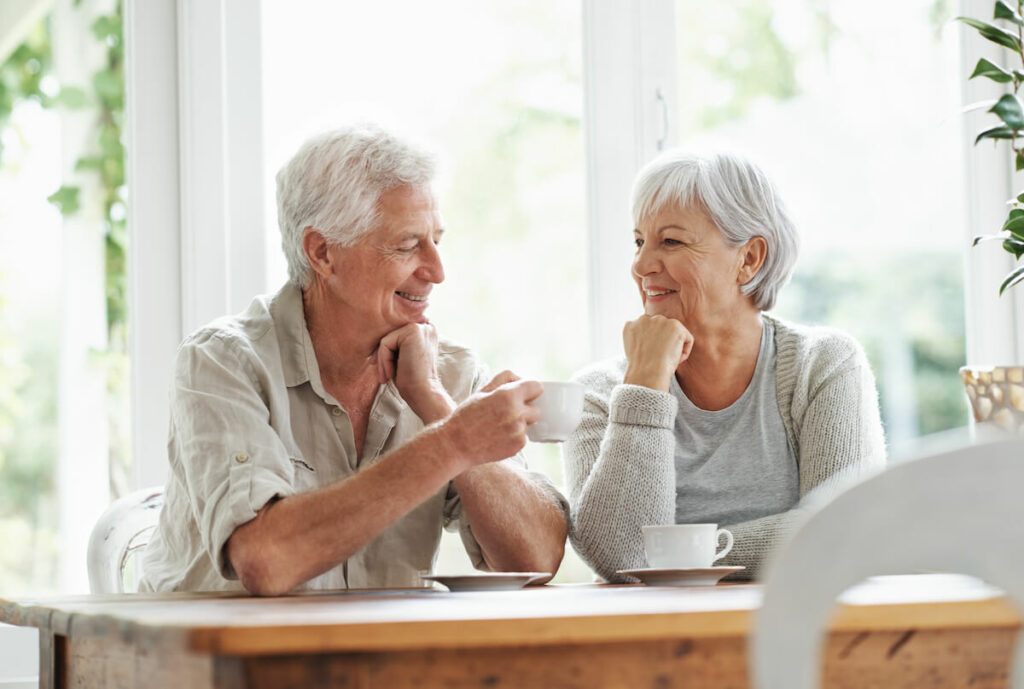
[125,0,1021,490]
[126,0,265,488]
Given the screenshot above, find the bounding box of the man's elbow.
[227,530,295,596]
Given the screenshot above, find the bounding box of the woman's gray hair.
[275,123,437,288]
[631,150,799,311]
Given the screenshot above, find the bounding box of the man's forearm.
[453,463,567,579]
[228,423,463,595]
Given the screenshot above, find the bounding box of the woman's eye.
[664,238,683,246]
[634,238,644,249]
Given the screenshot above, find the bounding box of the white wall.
[0,624,38,688]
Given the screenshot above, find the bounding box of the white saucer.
[421,572,550,592]
[617,566,745,587]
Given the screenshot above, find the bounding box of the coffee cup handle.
[713,528,734,562]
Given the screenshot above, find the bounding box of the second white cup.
[526,381,584,443]
[642,524,734,569]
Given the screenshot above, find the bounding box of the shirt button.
[332,407,343,417]
[234,452,249,464]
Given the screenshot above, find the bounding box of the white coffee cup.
[526,381,584,443]
[642,524,734,569]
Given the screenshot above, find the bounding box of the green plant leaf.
[971,57,1014,82]
[956,16,1023,51]
[1004,214,1024,238]
[1003,237,1024,258]
[47,185,80,216]
[976,124,1017,143]
[998,264,1024,294]
[990,93,1024,128]
[1016,151,1024,170]
[994,0,1024,24]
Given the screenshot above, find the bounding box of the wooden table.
[1,574,1020,688]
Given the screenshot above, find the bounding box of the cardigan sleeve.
[562,364,679,582]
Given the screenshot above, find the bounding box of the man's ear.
[737,236,768,285]
[302,228,332,279]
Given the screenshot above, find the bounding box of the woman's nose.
[632,243,660,277]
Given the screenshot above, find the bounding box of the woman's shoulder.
[765,314,866,364]
[764,314,873,394]
[570,358,629,396]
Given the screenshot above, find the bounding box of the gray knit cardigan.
[563,314,887,582]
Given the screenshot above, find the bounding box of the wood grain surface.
[3,575,1021,688]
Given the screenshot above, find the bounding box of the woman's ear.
[302,228,333,279]
[737,236,768,285]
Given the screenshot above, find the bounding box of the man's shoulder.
[436,337,484,396]
[178,293,277,363]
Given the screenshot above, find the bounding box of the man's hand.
[376,323,454,423]
[622,314,694,391]
[439,373,542,471]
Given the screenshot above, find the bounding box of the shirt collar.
[268,282,407,418]
[269,281,320,390]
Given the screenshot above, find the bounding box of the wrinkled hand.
[440,373,542,470]
[622,314,694,391]
[377,323,453,423]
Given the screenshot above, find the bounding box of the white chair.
[751,438,1024,689]
[86,486,164,593]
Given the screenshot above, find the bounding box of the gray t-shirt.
[671,319,799,525]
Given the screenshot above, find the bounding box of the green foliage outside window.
[0,2,127,592]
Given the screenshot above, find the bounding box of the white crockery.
[642,524,734,569]
[526,381,584,443]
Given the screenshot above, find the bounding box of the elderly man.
[141,124,569,594]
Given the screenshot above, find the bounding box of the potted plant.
[957,1,1024,435]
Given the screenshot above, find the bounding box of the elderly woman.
[564,150,886,582]
[142,124,568,595]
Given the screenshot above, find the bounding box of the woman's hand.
[438,374,542,471]
[376,323,454,423]
[622,314,694,392]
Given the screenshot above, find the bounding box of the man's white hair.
[631,149,800,311]
[275,123,437,288]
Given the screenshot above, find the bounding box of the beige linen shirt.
[141,282,563,592]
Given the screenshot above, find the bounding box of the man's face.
[325,184,445,336]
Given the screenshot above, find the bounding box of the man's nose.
[420,241,445,284]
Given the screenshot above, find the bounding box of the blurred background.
[0,0,970,593]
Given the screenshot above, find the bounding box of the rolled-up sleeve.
[171,332,296,579]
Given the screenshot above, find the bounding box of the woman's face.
[631,203,749,328]
[324,183,445,335]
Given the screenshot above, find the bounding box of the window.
[669,0,969,446]
[0,1,126,595]
[260,0,591,580]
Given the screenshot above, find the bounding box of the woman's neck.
[676,308,764,411]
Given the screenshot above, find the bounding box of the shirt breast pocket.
[288,456,318,491]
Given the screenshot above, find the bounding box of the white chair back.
[86,486,164,593]
[752,438,1024,689]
